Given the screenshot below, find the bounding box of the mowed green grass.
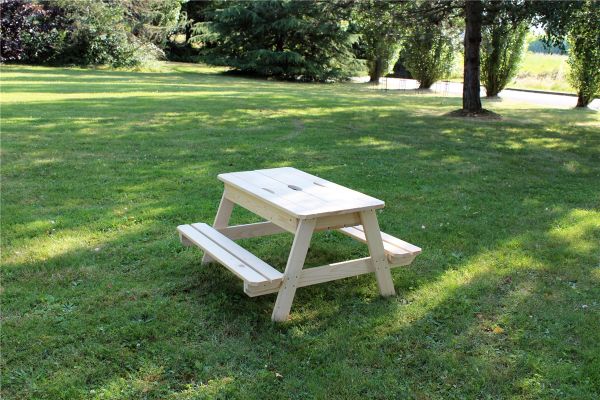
[1,63,599,399]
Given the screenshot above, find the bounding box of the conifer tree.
[196,1,357,82]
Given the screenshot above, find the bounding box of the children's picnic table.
[178,167,420,322]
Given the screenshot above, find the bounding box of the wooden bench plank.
[191,223,283,282]
[177,224,283,285]
[339,225,421,266]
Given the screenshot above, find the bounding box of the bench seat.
[178,223,283,296]
[339,226,421,266]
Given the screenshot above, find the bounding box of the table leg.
[272,218,316,322]
[360,210,396,296]
[202,192,234,265]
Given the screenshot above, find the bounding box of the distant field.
[513,52,572,93]
[450,51,573,94]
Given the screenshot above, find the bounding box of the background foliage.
[194,0,358,82]
[401,22,457,89]
[0,0,183,67]
[351,0,405,83]
[567,0,600,107]
[481,17,528,97]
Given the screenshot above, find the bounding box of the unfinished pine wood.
[178,167,422,321]
[219,167,384,219]
[178,223,283,286]
[272,218,316,322]
[339,225,421,266]
[360,210,396,296]
[298,257,373,287]
[314,212,362,231]
[243,280,282,297]
[224,185,298,233]
[202,193,234,264]
[244,255,418,296]
[217,221,287,240]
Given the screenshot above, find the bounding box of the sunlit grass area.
[1,63,599,399]
[513,52,572,92]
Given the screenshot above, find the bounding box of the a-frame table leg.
[360,210,396,296]
[272,218,316,322]
[202,192,234,265]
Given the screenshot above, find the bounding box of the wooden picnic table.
[178,167,420,322]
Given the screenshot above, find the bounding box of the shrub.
[401,24,456,89]
[352,1,405,83]
[567,0,600,107]
[0,1,68,64]
[481,20,527,97]
[55,0,141,67]
[1,0,181,67]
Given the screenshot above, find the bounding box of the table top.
[218,167,384,219]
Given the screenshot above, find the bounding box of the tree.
[481,17,527,97]
[461,0,484,112]
[417,0,579,115]
[122,0,183,47]
[567,0,600,108]
[55,0,141,67]
[196,1,357,82]
[0,1,67,64]
[352,1,406,83]
[402,22,456,89]
[1,0,183,67]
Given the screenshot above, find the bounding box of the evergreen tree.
[196,1,357,82]
[481,17,527,97]
[402,22,457,89]
[567,0,600,108]
[352,1,406,83]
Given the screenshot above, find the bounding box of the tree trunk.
[463,0,483,112]
[369,57,383,83]
[576,92,589,107]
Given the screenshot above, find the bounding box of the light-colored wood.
[219,167,384,219]
[272,218,316,322]
[217,221,287,240]
[314,212,361,231]
[179,225,269,284]
[178,223,283,286]
[244,280,282,297]
[298,257,373,287]
[224,185,298,233]
[338,225,421,266]
[179,232,194,247]
[192,223,282,282]
[244,258,373,296]
[341,225,421,254]
[202,193,234,264]
[217,217,362,241]
[360,210,396,296]
[243,255,418,296]
[178,168,423,320]
[258,167,383,209]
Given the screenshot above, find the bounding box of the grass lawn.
[1,63,599,399]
